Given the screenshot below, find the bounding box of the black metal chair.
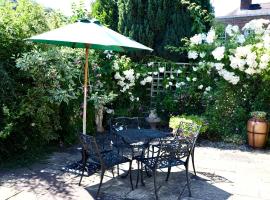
[138,122,201,200]
[78,134,133,197]
[110,117,140,149]
[109,117,140,172]
[174,121,200,176]
[110,116,153,184]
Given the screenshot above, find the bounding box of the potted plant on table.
[247,111,269,148]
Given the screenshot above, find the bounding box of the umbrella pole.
[83,47,89,135]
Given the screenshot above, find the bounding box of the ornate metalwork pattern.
[78,133,133,197]
[138,121,201,199]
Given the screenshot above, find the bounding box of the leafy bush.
[250,111,267,119]
[0,0,69,162]
[16,48,84,142]
[180,19,270,143]
[204,82,248,142]
[169,115,208,133]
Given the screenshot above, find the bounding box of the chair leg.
[185,162,191,197]
[191,148,196,176]
[78,162,86,186]
[96,168,105,197]
[136,160,140,188]
[79,151,87,186]
[153,169,159,200]
[111,167,115,178]
[140,161,145,186]
[165,166,171,182]
[117,148,120,175]
[129,160,134,190]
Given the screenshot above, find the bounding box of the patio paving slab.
[1,141,270,200]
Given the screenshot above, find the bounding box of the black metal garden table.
[115,128,171,146]
[115,128,171,186]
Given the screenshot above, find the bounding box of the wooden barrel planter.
[247,112,269,148]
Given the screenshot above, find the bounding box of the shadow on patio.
[84,168,232,200]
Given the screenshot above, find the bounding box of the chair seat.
[101,151,131,168]
[85,161,101,176]
[140,156,185,170]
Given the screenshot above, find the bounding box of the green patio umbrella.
[28,19,153,135]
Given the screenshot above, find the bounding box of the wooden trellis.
[149,62,192,97]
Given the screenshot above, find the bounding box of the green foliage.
[16,47,84,142]
[70,0,91,23]
[91,0,118,30]
[205,82,248,142]
[91,0,213,61]
[181,0,214,33]
[169,114,208,134]
[0,0,71,162]
[153,61,215,118]
[250,111,267,119]
[118,0,214,61]
[0,0,49,62]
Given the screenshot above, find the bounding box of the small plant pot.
[247,117,269,148]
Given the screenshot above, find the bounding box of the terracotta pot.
[247,117,269,148]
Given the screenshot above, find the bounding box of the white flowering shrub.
[187,19,270,85]
[89,51,159,117]
[181,19,270,143]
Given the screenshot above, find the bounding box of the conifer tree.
[91,0,118,30]
[92,0,213,60]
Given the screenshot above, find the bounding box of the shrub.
[182,19,270,143]
[169,114,208,134]
[204,82,248,142]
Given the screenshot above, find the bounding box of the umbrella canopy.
[29,19,152,51]
[28,19,153,134]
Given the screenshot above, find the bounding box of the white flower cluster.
[189,30,216,45]
[243,19,270,35]
[187,19,270,85]
[140,76,153,85]
[188,51,198,59]
[188,29,216,60]
[190,33,205,45]
[225,24,239,36]
[114,69,136,92]
[229,44,270,75]
[212,46,225,61]
[217,68,240,85]
[206,29,216,44]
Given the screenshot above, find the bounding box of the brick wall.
[217,15,270,28]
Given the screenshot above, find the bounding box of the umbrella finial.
[79,19,91,23]
[90,18,101,25]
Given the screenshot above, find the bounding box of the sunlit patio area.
[1,141,270,200]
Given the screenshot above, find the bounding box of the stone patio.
[1,142,270,200]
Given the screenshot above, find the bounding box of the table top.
[115,128,171,145]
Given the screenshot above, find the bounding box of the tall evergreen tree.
[91,0,118,30]
[119,0,213,60]
[91,0,213,61]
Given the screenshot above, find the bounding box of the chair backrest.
[110,117,139,132]
[175,121,201,139]
[79,134,103,165]
[156,122,201,163]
